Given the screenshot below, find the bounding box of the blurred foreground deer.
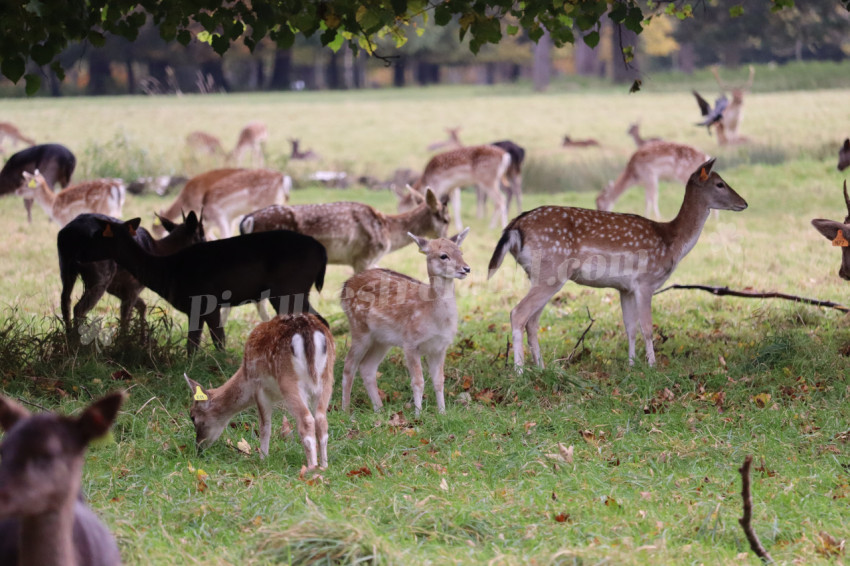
[812,181,850,280]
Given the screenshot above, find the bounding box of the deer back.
[159,168,243,226]
[53,179,125,224]
[0,144,75,195]
[202,168,289,214]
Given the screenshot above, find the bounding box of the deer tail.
[488,226,523,279]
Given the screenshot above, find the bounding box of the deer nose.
[463,266,471,274]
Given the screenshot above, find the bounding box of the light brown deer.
[0,122,35,153]
[185,313,335,468]
[241,187,449,273]
[838,138,849,172]
[627,122,662,147]
[596,141,710,220]
[228,121,268,167]
[0,392,124,566]
[426,127,463,152]
[812,181,850,280]
[157,168,290,238]
[710,65,755,145]
[489,159,747,368]
[185,130,225,156]
[341,228,471,416]
[16,170,125,226]
[397,145,511,230]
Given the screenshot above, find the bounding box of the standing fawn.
[93,216,327,354]
[838,139,849,172]
[0,143,76,223]
[185,313,334,468]
[489,159,747,368]
[397,145,511,230]
[16,170,125,226]
[228,121,268,167]
[596,141,710,220]
[241,188,449,273]
[627,122,662,147]
[811,181,850,280]
[341,229,471,416]
[0,392,124,566]
[58,211,206,333]
[0,121,35,152]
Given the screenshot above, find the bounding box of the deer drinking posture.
[0,392,124,566]
[0,143,76,223]
[489,159,747,368]
[92,217,327,354]
[16,170,125,226]
[228,121,268,167]
[397,145,511,230]
[341,229,471,416]
[241,188,449,273]
[811,181,850,280]
[185,313,334,468]
[596,141,710,220]
[838,139,849,172]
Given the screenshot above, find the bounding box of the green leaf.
[211,34,229,55]
[197,30,213,45]
[326,30,345,52]
[583,30,599,48]
[88,30,106,47]
[1,56,26,83]
[506,24,518,35]
[30,43,54,66]
[24,73,41,96]
[729,5,744,18]
[176,29,191,45]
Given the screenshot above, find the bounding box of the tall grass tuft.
[79,129,172,180]
[523,156,624,194]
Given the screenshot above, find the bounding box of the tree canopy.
[2,0,849,94]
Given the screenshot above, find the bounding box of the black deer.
[0,144,76,223]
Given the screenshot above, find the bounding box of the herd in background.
[0,73,849,564]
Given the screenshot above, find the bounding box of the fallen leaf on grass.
[559,443,574,463]
[298,466,324,485]
[196,469,209,493]
[439,478,449,491]
[816,531,845,557]
[751,392,771,408]
[388,411,407,428]
[523,421,537,435]
[236,437,251,455]
[554,512,571,523]
[110,369,132,381]
[346,466,373,478]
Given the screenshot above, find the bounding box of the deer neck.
[113,233,173,298]
[29,179,58,219]
[665,189,711,259]
[209,367,256,421]
[385,206,433,252]
[18,496,77,566]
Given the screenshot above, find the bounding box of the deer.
[341,228,471,416]
[838,138,849,172]
[185,130,225,156]
[426,127,463,152]
[811,181,850,280]
[596,141,711,220]
[240,187,449,273]
[0,143,76,223]
[0,392,124,566]
[627,122,662,147]
[710,64,754,143]
[396,145,511,231]
[185,313,334,469]
[476,140,526,217]
[227,121,268,167]
[57,211,206,334]
[288,138,321,161]
[91,216,327,354]
[16,170,125,226]
[489,158,747,368]
[0,121,35,153]
[562,135,601,148]
[156,168,290,239]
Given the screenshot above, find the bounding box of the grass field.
[1,65,850,564]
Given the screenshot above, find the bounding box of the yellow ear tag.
[194,386,208,401]
[699,168,709,181]
[27,178,37,188]
[833,230,849,247]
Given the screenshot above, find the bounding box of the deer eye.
[715,182,725,188]
[440,253,449,260]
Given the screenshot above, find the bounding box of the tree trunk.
[87,48,112,95]
[532,28,552,92]
[574,29,602,76]
[269,49,292,90]
[393,58,406,88]
[125,58,136,94]
[199,59,229,91]
[611,23,640,84]
[326,50,341,89]
[677,42,696,74]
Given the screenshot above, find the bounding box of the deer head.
[409,228,471,281]
[686,158,748,212]
[812,181,850,280]
[838,138,849,172]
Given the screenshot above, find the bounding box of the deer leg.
[60,267,79,330]
[206,310,225,351]
[510,282,564,368]
[425,351,448,414]
[341,339,372,412]
[483,182,508,229]
[513,172,523,213]
[73,268,112,328]
[256,391,273,458]
[314,399,330,469]
[293,404,318,469]
[476,185,487,219]
[403,347,426,416]
[359,343,391,412]
[24,198,33,223]
[451,187,463,231]
[635,290,656,366]
[619,290,639,365]
[643,176,660,220]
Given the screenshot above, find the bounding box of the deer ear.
[425,188,439,210]
[76,392,125,443]
[843,138,850,150]
[450,227,470,247]
[102,224,114,238]
[157,214,177,233]
[125,218,141,237]
[0,396,31,432]
[184,374,210,403]
[811,219,850,244]
[408,232,429,253]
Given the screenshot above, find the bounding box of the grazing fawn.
[228,121,268,167]
[241,188,449,273]
[16,170,125,226]
[838,139,849,172]
[627,122,661,147]
[812,181,850,280]
[185,131,225,156]
[397,145,511,230]
[157,168,290,238]
[0,121,35,152]
[596,141,710,220]
[0,392,124,566]
[185,313,334,468]
[93,216,327,354]
[0,143,76,223]
[489,159,747,368]
[58,211,205,333]
[341,229,471,416]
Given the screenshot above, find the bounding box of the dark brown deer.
[58,211,206,333]
[562,135,600,148]
[0,392,124,566]
[0,144,76,223]
[838,138,849,172]
[288,138,320,161]
[812,181,850,279]
[92,217,328,354]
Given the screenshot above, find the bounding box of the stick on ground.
[739,455,773,563]
[655,284,849,313]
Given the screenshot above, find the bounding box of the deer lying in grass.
[228,121,268,167]
[596,141,710,220]
[341,229,470,416]
[562,135,600,148]
[157,168,290,238]
[241,188,449,273]
[288,138,321,161]
[93,217,328,354]
[397,145,511,230]
[185,313,334,468]
[58,211,206,333]
[0,392,124,566]
[0,143,76,223]
[812,181,850,280]
[16,170,125,226]
[489,159,747,368]
[838,139,849,172]
[627,122,662,147]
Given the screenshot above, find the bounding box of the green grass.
[1,73,850,564]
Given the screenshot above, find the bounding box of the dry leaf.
[439,477,449,491]
[346,466,373,478]
[751,392,772,408]
[816,531,845,557]
[523,421,537,435]
[558,443,574,464]
[388,411,407,427]
[554,512,571,523]
[236,437,252,455]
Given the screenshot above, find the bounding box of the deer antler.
[710,65,728,91]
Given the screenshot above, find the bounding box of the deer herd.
[0,82,847,564]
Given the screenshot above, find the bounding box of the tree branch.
[738,455,773,563]
[555,307,595,364]
[654,284,850,313]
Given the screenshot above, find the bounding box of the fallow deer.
[341,229,471,416]
[16,170,125,226]
[562,135,600,148]
[228,121,268,167]
[838,138,849,172]
[92,216,327,354]
[157,168,290,238]
[397,145,511,230]
[596,141,711,220]
[288,138,321,161]
[0,392,124,566]
[480,140,525,216]
[0,121,35,152]
[185,130,224,156]
[0,143,76,223]
[185,313,334,468]
[241,187,449,273]
[811,181,850,280]
[489,159,747,368]
[426,127,463,152]
[627,122,662,147]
